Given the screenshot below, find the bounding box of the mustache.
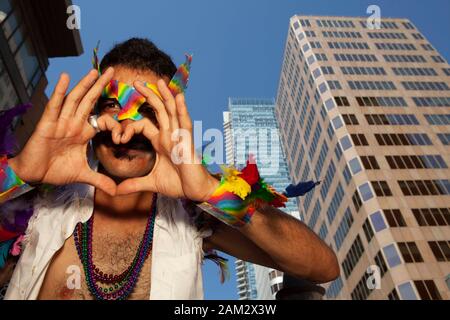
[93,131,154,153]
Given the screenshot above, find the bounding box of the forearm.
[239,204,339,283]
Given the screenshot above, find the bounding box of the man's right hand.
[8,68,118,196]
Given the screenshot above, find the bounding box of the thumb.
[78,169,117,196]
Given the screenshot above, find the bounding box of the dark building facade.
[0,0,83,147]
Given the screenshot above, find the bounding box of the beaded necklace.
[73,193,157,300]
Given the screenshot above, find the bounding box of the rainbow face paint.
[101,80,162,121]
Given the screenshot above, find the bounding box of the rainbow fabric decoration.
[198,156,288,228]
[168,54,192,96]
[0,156,33,205]
[102,80,163,121]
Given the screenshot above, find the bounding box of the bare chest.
[38,227,152,300]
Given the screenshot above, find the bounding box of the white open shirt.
[5,182,209,300]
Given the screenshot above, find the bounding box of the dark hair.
[99,38,177,79]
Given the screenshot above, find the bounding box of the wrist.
[203,175,220,201]
[7,156,30,184]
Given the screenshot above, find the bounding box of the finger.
[134,81,170,131]
[116,176,153,195]
[42,73,70,122]
[156,79,179,131]
[76,67,115,122]
[121,118,159,145]
[175,94,193,131]
[59,69,99,119]
[78,168,117,196]
[97,114,122,144]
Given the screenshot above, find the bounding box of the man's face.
[92,66,168,180]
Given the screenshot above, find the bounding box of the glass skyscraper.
[223,98,299,300]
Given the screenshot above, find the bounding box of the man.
[2,38,338,300]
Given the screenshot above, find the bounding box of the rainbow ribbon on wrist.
[0,156,34,204]
[198,156,287,228]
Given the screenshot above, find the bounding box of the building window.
[383,209,407,227]
[342,114,359,125]
[334,96,350,106]
[321,66,334,74]
[413,280,442,300]
[424,114,450,125]
[356,96,407,107]
[375,133,432,146]
[362,218,375,243]
[392,67,437,76]
[342,164,352,185]
[340,135,353,150]
[431,55,446,63]
[412,96,450,107]
[358,182,374,202]
[334,207,354,250]
[349,157,362,175]
[427,241,450,262]
[383,54,426,63]
[342,235,365,279]
[351,272,372,300]
[319,221,328,240]
[327,80,342,90]
[348,80,396,90]
[371,181,393,197]
[370,211,387,232]
[412,208,450,226]
[398,242,424,263]
[360,156,380,170]
[350,133,368,146]
[324,98,335,111]
[383,244,402,268]
[341,66,386,75]
[385,155,447,169]
[398,179,450,196]
[388,288,400,300]
[401,81,449,91]
[352,190,362,212]
[365,114,419,125]
[0,57,20,109]
[326,276,343,299]
[437,133,450,145]
[332,115,343,130]
[374,250,388,277]
[398,282,418,300]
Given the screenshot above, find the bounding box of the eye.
[104,101,121,110]
[139,104,159,126]
[98,99,121,114]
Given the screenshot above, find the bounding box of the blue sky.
[45,0,450,299]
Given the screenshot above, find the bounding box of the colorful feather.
[204,250,229,284]
[283,180,321,198]
[0,238,14,269]
[0,103,32,155]
[92,40,101,74]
